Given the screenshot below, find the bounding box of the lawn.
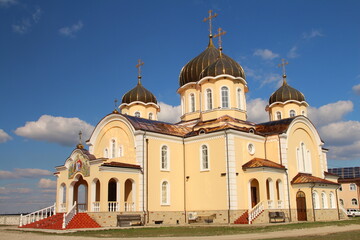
[57,218,360,238]
[265,229,360,240]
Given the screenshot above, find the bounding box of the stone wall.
[0,215,20,225]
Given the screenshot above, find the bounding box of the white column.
[226,133,238,210]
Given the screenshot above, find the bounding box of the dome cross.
[214,27,226,54]
[136,59,144,82]
[203,10,218,37]
[278,58,289,78]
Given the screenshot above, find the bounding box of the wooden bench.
[268,211,285,223]
[117,214,142,227]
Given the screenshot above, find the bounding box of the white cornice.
[99,166,141,174]
[119,101,160,109]
[269,100,309,108]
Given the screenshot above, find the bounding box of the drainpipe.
[264,136,268,159]
[335,185,341,220]
[183,136,187,223]
[278,135,292,221]
[145,137,150,224]
[225,130,231,224]
[311,183,316,222]
[142,132,147,224]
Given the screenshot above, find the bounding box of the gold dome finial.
[76,130,84,149]
[113,98,119,113]
[214,27,226,57]
[203,10,218,37]
[136,59,144,84]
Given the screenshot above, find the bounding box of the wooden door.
[251,187,258,208]
[296,191,307,221]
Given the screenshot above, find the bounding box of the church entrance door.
[296,191,307,221]
[250,179,260,208]
[73,175,88,212]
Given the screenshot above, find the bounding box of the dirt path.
[1,224,360,240]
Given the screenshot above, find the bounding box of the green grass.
[7,218,360,238]
[265,229,360,240]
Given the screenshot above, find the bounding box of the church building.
[51,13,342,227]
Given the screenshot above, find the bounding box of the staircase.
[20,213,64,229]
[66,213,101,229]
[234,211,248,224]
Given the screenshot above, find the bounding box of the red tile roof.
[291,173,339,185]
[101,161,141,169]
[242,158,286,170]
[324,171,339,177]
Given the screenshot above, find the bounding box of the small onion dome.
[269,76,305,105]
[179,36,219,87]
[121,78,157,104]
[199,51,246,79]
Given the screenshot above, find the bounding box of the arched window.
[206,89,212,110]
[329,192,335,208]
[135,112,140,117]
[340,199,344,205]
[104,148,109,158]
[111,139,116,158]
[161,181,169,205]
[237,88,242,109]
[161,145,169,170]
[119,145,123,157]
[339,186,343,191]
[350,183,356,191]
[297,142,311,173]
[276,111,282,120]
[149,113,153,120]
[189,93,195,112]
[313,191,319,209]
[302,110,306,116]
[221,86,229,108]
[352,198,358,205]
[321,192,328,208]
[201,145,209,170]
[290,110,296,117]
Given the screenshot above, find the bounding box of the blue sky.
[0,0,360,213]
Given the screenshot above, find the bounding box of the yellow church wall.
[264,136,281,165]
[146,138,185,212]
[184,135,228,211]
[121,104,158,120]
[92,120,136,165]
[269,103,307,121]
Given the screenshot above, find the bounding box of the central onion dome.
[122,77,157,104]
[179,36,219,87]
[199,49,246,79]
[269,76,305,105]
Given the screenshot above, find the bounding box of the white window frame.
[160,145,170,171]
[276,111,282,120]
[297,142,311,174]
[149,112,153,120]
[200,144,210,171]
[313,191,320,209]
[350,183,356,191]
[135,111,141,117]
[352,198,358,205]
[119,145,124,157]
[290,110,296,117]
[189,93,195,112]
[329,192,335,208]
[221,86,229,108]
[104,148,109,158]
[111,139,116,158]
[160,180,170,205]
[321,192,328,209]
[237,88,242,110]
[205,88,213,110]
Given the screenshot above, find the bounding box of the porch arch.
[72,175,88,212]
[124,178,136,211]
[248,178,260,209]
[108,178,120,212]
[91,178,101,211]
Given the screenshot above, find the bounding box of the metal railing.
[77,203,87,213]
[267,200,274,209]
[19,203,56,227]
[59,203,67,213]
[277,200,284,209]
[62,201,77,229]
[108,201,119,212]
[248,201,264,224]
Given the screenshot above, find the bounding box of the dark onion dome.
[179,36,219,87]
[199,50,246,79]
[121,77,157,104]
[269,76,305,105]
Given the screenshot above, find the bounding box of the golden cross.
[136,59,144,78]
[203,10,218,36]
[78,130,82,144]
[278,59,289,76]
[114,98,118,109]
[213,27,226,51]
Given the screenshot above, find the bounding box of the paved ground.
[1,224,360,240]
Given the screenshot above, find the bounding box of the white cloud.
[15,115,94,146]
[59,21,83,38]
[287,46,299,59]
[0,168,52,179]
[320,121,360,146]
[157,102,181,123]
[352,84,360,95]
[0,0,16,7]
[308,100,353,127]
[247,98,269,123]
[0,129,12,143]
[253,49,279,60]
[12,7,42,34]
[327,141,360,161]
[303,29,324,39]
[38,178,56,188]
[260,73,282,87]
[0,187,32,194]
